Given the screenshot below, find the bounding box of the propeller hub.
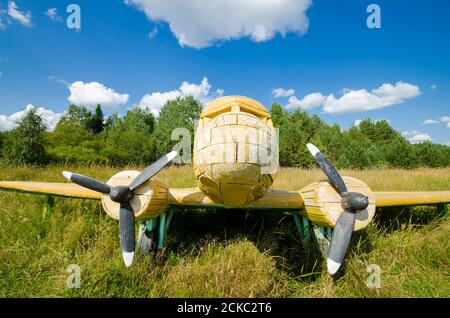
[341,192,369,212]
[110,186,133,203]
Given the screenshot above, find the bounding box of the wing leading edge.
[0,181,448,210]
[0,181,102,199]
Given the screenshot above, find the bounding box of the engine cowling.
[298,176,376,231]
[101,170,169,221]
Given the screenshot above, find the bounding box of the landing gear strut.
[137,210,174,255]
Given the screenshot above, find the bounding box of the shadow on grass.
[158,204,446,282]
[163,207,324,282]
[374,205,443,233]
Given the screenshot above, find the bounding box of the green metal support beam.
[302,217,310,241]
[291,212,313,243]
[158,213,167,250]
[292,212,303,237]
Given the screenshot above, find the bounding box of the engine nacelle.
[101,170,169,221]
[298,176,376,231]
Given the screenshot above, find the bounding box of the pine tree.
[87,104,105,134]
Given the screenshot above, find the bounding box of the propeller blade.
[63,171,111,195]
[129,151,178,191]
[327,210,356,275]
[306,143,348,195]
[119,202,135,267]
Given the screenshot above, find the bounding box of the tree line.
[0,97,448,169]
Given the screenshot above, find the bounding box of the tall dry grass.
[0,165,448,297]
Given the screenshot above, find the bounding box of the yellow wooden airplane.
[0,96,449,275]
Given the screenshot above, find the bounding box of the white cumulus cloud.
[272,88,295,98]
[283,81,420,114]
[138,77,223,116]
[0,104,62,131]
[287,92,325,110]
[402,130,432,144]
[68,81,130,108]
[423,119,439,125]
[45,8,62,22]
[7,1,32,27]
[323,82,421,114]
[126,0,312,48]
[422,116,450,127]
[440,116,450,123]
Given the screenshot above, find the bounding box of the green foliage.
[47,114,108,165]
[86,105,105,134]
[413,142,450,168]
[58,105,93,128]
[0,132,4,159]
[384,136,419,169]
[270,106,449,169]
[58,104,105,135]
[153,96,202,158]
[2,108,48,165]
[0,98,449,168]
[103,108,156,165]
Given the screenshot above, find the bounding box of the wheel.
[137,227,158,255]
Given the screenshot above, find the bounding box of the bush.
[1,99,448,169]
[3,108,48,165]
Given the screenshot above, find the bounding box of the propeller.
[62,151,177,267]
[306,143,369,275]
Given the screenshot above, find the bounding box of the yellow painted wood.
[201,96,271,120]
[101,171,169,221]
[374,191,450,207]
[298,176,376,231]
[167,187,304,210]
[194,96,279,206]
[0,181,102,199]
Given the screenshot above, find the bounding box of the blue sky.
[0,0,449,145]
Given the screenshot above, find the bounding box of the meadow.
[0,165,449,298]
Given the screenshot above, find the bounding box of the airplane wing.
[0,181,102,199]
[373,191,450,207]
[167,188,304,210]
[167,187,449,209]
[0,181,448,209]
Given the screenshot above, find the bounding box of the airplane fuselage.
[193,96,279,206]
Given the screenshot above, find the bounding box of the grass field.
[0,165,449,298]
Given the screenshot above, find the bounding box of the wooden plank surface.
[374,191,450,207]
[0,181,102,199]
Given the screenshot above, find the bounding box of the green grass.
[0,165,449,298]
